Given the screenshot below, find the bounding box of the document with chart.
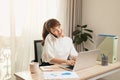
[43,71,79,79]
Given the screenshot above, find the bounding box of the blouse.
[42,33,78,63]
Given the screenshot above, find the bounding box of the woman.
[42,18,78,66]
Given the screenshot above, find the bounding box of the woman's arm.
[50,58,75,66]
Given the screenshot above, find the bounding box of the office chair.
[32,40,53,66]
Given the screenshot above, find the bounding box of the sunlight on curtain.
[11,0,67,80]
[0,0,10,37]
[12,0,61,71]
[13,0,62,38]
[0,0,77,79]
[0,0,11,80]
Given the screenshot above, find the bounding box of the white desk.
[14,62,120,80]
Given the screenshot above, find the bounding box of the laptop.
[59,49,100,71]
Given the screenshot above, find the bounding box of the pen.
[102,54,107,60]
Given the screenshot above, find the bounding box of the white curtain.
[0,0,82,80]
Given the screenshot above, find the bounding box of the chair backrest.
[34,40,43,65]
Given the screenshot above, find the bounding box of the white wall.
[82,0,120,80]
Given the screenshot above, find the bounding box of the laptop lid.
[73,49,100,71]
[59,49,100,71]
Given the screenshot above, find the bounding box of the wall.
[82,0,120,80]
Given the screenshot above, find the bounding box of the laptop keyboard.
[66,66,74,69]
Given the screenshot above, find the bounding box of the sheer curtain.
[10,0,68,79]
[0,0,11,79]
[0,0,82,80]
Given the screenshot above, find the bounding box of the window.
[0,0,67,79]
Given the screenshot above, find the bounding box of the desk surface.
[14,62,120,80]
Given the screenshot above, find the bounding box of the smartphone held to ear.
[50,33,58,38]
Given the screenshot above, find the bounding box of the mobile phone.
[50,33,58,38]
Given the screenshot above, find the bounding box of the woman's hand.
[65,60,75,66]
[71,56,77,61]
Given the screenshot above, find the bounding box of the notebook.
[59,49,100,71]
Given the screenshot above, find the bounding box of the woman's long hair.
[42,19,60,45]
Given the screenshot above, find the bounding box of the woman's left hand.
[71,56,77,61]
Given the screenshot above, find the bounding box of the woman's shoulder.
[63,36,71,39]
[63,36,72,42]
[45,33,57,41]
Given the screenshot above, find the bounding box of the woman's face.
[50,25,63,38]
